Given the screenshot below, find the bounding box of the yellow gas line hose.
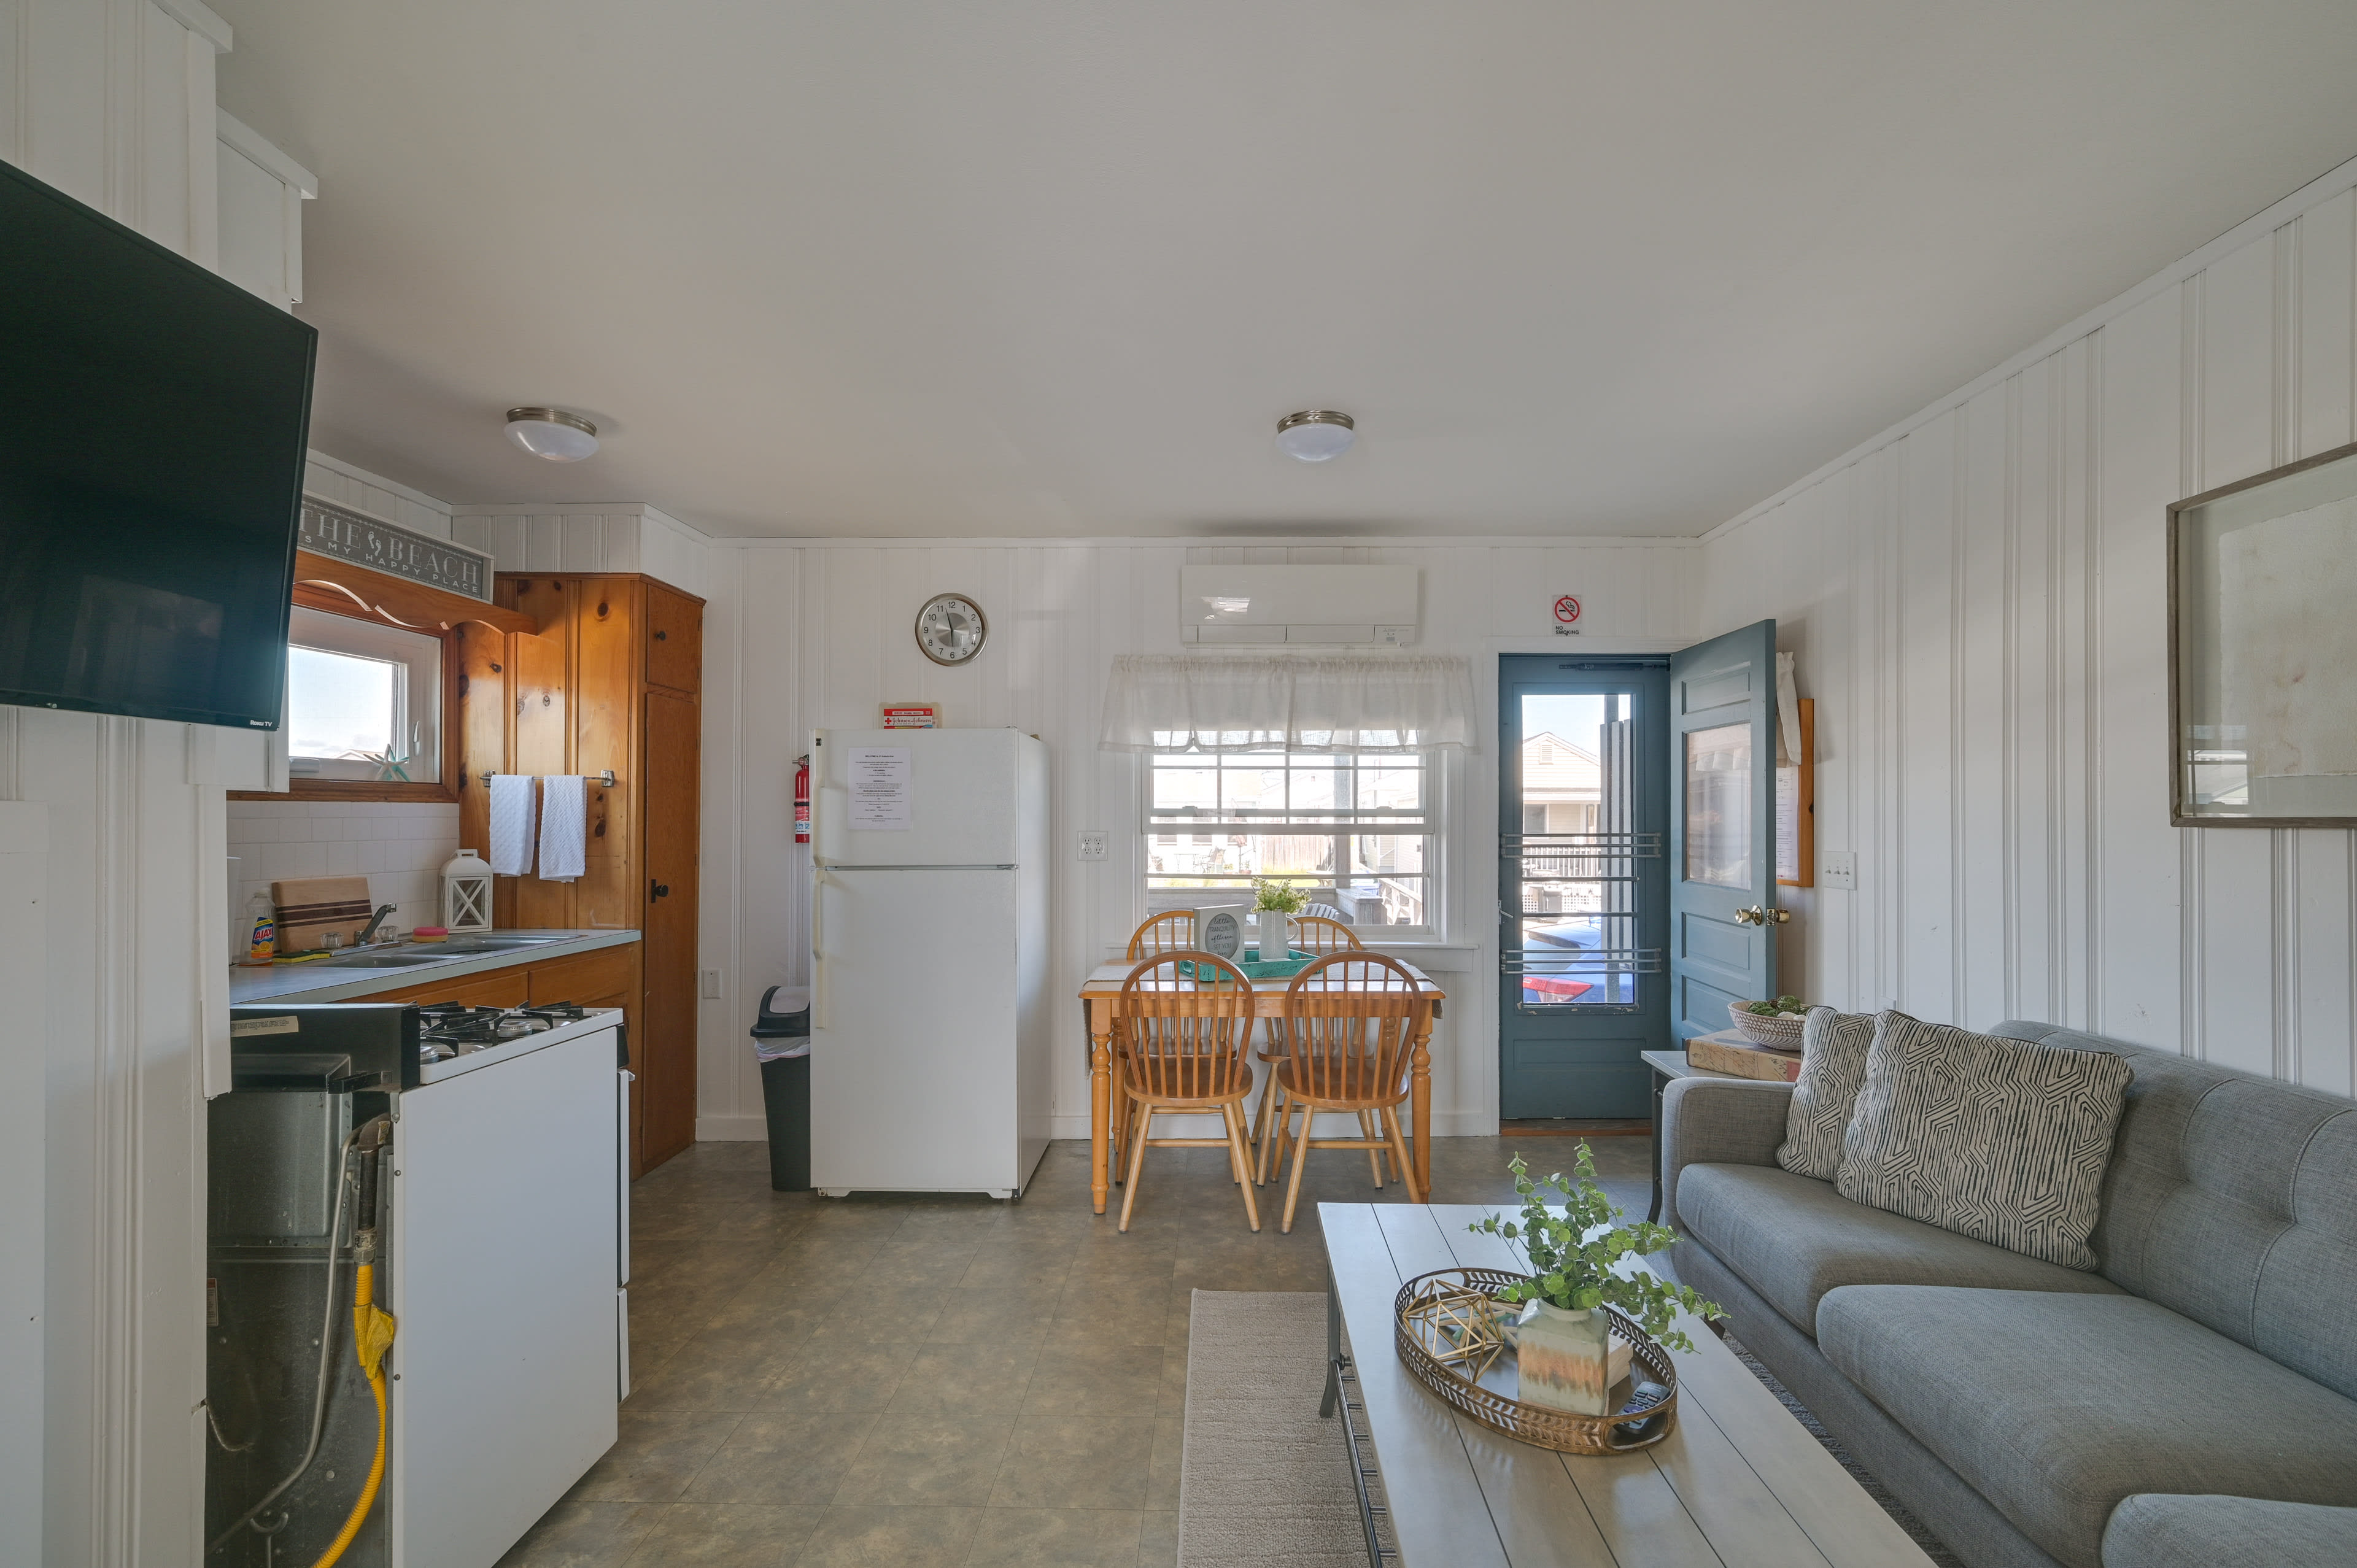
[309,1252,397,1567]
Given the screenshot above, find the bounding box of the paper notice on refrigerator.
[848,747,911,830]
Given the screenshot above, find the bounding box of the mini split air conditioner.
[1178,565,1420,645]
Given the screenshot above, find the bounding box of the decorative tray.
[1177,948,1315,981]
[1393,1267,1678,1454]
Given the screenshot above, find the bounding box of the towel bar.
[479,770,617,787]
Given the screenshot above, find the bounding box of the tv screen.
[0,158,315,730]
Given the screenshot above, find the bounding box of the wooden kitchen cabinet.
[457,574,704,1178]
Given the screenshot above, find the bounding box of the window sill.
[230,779,457,804]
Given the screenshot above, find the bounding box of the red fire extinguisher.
[793,756,811,844]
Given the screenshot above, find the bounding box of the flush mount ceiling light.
[1275,409,1355,462]
[505,407,600,462]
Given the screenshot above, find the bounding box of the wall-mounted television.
[0,158,315,730]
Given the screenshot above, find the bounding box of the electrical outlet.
[1819,851,1857,890]
[1077,831,1108,862]
[700,968,723,1000]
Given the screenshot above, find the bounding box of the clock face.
[915,593,987,665]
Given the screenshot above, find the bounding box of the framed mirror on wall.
[2171,438,2357,827]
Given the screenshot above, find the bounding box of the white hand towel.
[536,774,587,882]
[487,774,538,876]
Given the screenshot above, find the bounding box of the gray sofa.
[1657,1020,2357,1568]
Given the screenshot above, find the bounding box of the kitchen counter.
[227,929,642,1005]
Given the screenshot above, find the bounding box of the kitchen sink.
[439,935,566,951]
[319,952,450,968]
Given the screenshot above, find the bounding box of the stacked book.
[1686,1027,1803,1083]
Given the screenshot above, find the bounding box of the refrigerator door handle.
[811,863,829,1030]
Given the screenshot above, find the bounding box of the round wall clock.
[914,592,988,666]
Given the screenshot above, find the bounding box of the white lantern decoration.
[441,848,495,932]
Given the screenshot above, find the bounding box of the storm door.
[1666,620,1781,1040]
[1496,658,1668,1121]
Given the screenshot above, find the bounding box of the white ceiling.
[212,2,2357,540]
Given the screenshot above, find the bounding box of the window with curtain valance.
[1096,653,1479,755]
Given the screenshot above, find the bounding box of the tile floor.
[498,1132,1654,1567]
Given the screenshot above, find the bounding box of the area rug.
[1177,1291,1393,1568]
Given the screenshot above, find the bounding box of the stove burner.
[414,1001,592,1063]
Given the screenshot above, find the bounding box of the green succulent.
[1467,1146,1724,1354]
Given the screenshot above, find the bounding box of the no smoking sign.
[1552,595,1582,636]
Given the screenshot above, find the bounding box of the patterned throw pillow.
[1836,1011,2132,1270]
[1776,1006,1879,1180]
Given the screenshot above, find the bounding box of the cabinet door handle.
[654,630,668,641]
[649,880,670,902]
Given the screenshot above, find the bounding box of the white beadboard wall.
[303,449,454,539]
[1698,157,2357,1099]
[449,502,717,597]
[687,538,1697,1143]
[1,2,239,1561]
[226,801,459,951]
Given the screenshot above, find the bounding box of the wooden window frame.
[230,550,538,805]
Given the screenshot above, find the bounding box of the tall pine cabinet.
[457,573,704,1176]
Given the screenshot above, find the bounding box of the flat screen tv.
[0,158,315,730]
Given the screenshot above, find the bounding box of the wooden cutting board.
[272,875,374,954]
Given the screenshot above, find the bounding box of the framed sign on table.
[2170,438,2357,827]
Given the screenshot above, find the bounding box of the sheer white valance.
[1099,653,1479,754]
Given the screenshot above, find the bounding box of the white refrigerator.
[810,727,1052,1197]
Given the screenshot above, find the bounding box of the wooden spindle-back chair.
[1268,952,1430,1231]
[1113,912,1201,1176]
[1125,911,1195,959]
[1288,914,1363,956]
[1113,952,1261,1232]
[1249,915,1366,1173]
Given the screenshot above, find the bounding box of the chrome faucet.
[357,905,398,945]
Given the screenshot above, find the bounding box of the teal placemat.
[1177,947,1316,981]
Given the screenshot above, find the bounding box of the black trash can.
[753,985,813,1192]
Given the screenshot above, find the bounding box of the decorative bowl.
[1729,1002,1808,1047]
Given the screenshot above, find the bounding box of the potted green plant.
[1248,876,1308,960]
[1468,1146,1723,1415]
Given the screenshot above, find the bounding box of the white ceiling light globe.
[505,407,600,462]
[1275,409,1355,462]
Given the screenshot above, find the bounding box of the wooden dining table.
[1077,959,1447,1216]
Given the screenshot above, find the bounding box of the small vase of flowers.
[1248,876,1308,960]
[1468,1146,1722,1416]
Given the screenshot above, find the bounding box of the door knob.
[1736,905,1765,925]
[649,880,670,902]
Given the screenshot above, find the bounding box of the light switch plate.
[1077,831,1108,862]
[1819,851,1857,891]
[699,968,723,1000]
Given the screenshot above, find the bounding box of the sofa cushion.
[1776,1006,1878,1180]
[1817,1287,2357,1568]
[1994,1025,2357,1406]
[1838,1012,2131,1269]
[2102,1494,2357,1568]
[1675,1162,2121,1335]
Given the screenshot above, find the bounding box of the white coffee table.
[1318,1202,1937,1567]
